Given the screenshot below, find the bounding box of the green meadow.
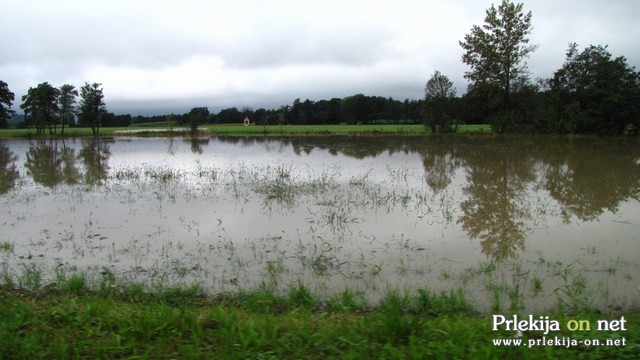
[0,123,491,138]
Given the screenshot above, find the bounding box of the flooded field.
[0,136,638,313]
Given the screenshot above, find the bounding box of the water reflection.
[1,135,638,310]
[211,136,639,262]
[78,139,111,186]
[186,137,210,154]
[8,136,640,264]
[540,139,640,222]
[416,137,639,261]
[420,138,461,193]
[24,139,77,187]
[22,139,111,188]
[456,139,536,262]
[0,143,18,194]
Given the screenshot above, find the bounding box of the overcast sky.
[2,0,639,115]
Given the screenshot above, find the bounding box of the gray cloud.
[2,0,639,115]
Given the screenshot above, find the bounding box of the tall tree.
[0,81,15,128]
[424,71,457,133]
[20,82,60,134]
[78,82,106,136]
[58,84,78,135]
[460,0,536,130]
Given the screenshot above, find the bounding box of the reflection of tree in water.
[24,139,104,188]
[418,137,462,193]
[185,137,210,154]
[78,139,111,186]
[166,137,176,156]
[5,135,639,263]
[60,140,82,185]
[25,139,65,187]
[541,139,640,222]
[216,135,418,159]
[216,136,266,149]
[456,139,536,262]
[288,136,414,159]
[0,143,19,194]
[180,136,639,263]
[423,152,457,193]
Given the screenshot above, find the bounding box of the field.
[0,123,491,138]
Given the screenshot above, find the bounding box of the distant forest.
[2,1,639,136]
[123,95,426,126]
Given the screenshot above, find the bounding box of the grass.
[0,280,637,359]
[0,123,492,138]
[0,241,13,253]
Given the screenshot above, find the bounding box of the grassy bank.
[1,279,637,359]
[201,124,490,136]
[0,124,491,138]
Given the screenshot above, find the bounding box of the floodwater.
[1,136,638,312]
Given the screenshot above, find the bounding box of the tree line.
[1,0,638,136]
[430,0,640,135]
[0,81,107,135]
[125,96,425,129]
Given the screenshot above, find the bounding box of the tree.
[301,99,315,124]
[216,107,241,124]
[20,82,60,134]
[188,107,209,133]
[341,94,368,124]
[0,81,15,128]
[103,113,132,127]
[327,98,342,124]
[460,0,536,131]
[241,107,254,120]
[290,98,302,124]
[424,71,457,133]
[58,84,78,135]
[166,113,176,131]
[78,82,106,136]
[546,44,640,135]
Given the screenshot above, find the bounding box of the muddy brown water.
[0,136,638,312]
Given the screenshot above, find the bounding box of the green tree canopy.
[78,82,106,136]
[460,0,536,131]
[0,81,15,128]
[546,44,640,135]
[188,106,209,132]
[424,71,457,133]
[341,94,369,124]
[58,84,78,135]
[20,82,60,134]
[216,107,241,124]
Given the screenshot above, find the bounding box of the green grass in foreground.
[0,124,491,138]
[0,281,637,359]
